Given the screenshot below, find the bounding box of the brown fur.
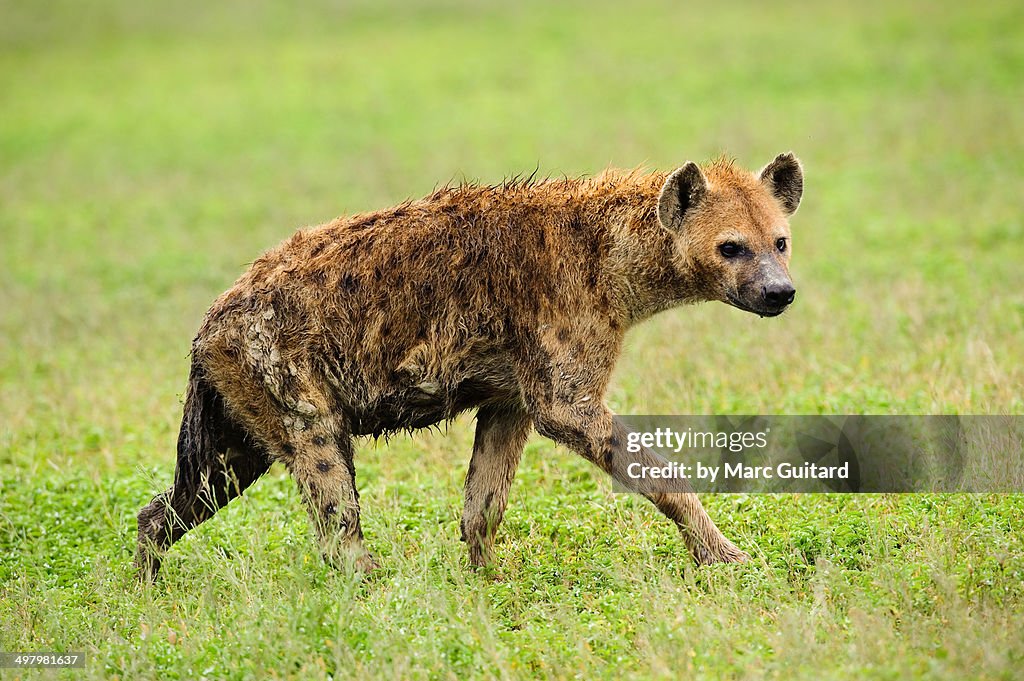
[136,153,804,580]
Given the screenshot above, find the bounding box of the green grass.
[1,0,1023,678]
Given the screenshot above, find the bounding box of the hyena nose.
[763,284,796,308]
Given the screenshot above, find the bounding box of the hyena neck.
[589,176,705,328]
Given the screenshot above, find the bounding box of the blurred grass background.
[1,0,1022,678]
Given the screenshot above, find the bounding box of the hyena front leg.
[517,337,749,567]
[533,401,748,565]
[281,421,376,572]
[461,403,532,567]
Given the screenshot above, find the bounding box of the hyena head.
[657,152,804,317]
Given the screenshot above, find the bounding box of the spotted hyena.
[136,153,804,580]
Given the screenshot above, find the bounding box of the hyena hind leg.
[461,404,532,567]
[282,425,377,573]
[135,442,271,582]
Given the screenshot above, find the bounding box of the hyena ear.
[657,162,708,232]
[759,152,804,216]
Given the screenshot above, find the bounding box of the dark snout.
[762,282,796,313]
[756,256,796,316]
[727,258,796,318]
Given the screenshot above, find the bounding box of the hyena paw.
[467,542,496,569]
[134,554,162,584]
[354,553,380,573]
[692,539,750,566]
[322,548,379,574]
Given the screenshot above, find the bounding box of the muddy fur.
[136,153,804,580]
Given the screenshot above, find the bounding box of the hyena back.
[136,153,804,580]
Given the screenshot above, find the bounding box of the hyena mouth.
[725,292,787,318]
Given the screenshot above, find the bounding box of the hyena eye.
[718,242,743,259]
[776,237,788,253]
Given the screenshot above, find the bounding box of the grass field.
[2,0,1023,678]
